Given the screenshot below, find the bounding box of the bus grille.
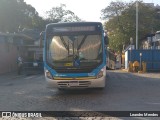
[55,69,93,73]
[57,81,91,88]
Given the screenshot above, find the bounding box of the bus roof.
[45,22,103,34]
[46,22,102,27]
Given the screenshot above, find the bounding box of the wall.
[127,49,160,71]
[0,43,18,74]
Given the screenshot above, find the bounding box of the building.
[142,32,160,49]
[0,29,42,74]
[0,33,34,74]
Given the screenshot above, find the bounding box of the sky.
[24,0,160,22]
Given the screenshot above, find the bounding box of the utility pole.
[136,1,138,49]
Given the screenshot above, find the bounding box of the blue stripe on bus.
[44,62,106,78]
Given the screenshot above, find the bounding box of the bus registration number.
[69,82,79,86]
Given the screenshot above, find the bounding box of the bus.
[43,22,106,89]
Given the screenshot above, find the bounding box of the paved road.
[0,70,160,119]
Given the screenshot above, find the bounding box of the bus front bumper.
[45,76,106,89]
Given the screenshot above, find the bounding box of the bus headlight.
[97,67,105,78]
[45,70,53,79]
[97,71,103,78]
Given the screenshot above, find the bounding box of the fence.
[128,49,160,71]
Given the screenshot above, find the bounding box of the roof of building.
[0,33,34,41]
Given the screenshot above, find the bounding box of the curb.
[138,71,143,74]
[122,69,129,72]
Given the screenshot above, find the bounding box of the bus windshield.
[46,34,103,71]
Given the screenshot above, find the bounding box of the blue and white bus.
[44,22,106,89]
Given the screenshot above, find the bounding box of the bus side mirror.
[104,36,109,45]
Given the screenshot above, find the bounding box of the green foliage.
[0,0,44,32]
[0,1,82,33]
[46,4,82,22]
[101,1,160,52]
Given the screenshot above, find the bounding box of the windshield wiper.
[77,35,87,50]
[60,36,69,50]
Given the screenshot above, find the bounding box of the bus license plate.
[69,82,79,86]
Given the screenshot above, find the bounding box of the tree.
[101,1,160,52]
[101,1,129,52]
[0,0,45,32]
[46,4,82,23]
